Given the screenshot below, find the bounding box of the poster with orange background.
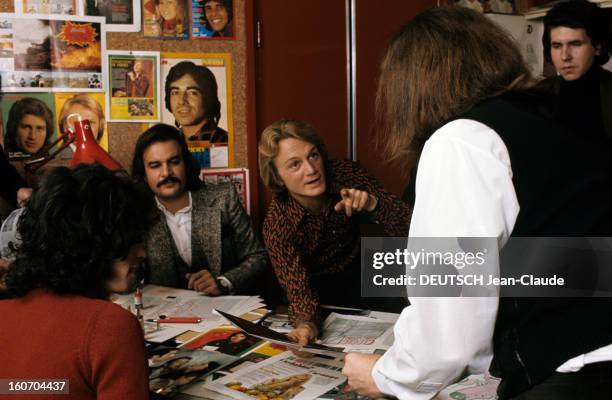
[54,92,108,155]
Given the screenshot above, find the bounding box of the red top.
[0,289,149,399]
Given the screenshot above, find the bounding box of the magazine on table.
[147,346,238,397]
[215,309,345,357]
[203,352,346,400]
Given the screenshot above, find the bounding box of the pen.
[134,287,143,310]
[148,316,202,323]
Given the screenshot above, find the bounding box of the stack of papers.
[319,313,397,353]
[112,284,265,342]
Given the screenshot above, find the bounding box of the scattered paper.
[203,352,346,400]
[320,313,395,351]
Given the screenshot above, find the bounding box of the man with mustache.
[165,61,228,144]
[131,124,267,295]
[540,0,612,140]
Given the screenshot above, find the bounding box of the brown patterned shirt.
[263,159,412,326]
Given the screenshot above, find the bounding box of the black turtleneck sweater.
[555,65,607,141]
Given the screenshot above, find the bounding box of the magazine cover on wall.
[0,14,106,93]
[14,0,77,15]
[191,0,234,39]
[160,52,233,168]
[1,92,56,160]
[200,168,249,214]
[81,0,141,32]
[54,92,108,159]
[108,51,160,122]
[143,0,189,39]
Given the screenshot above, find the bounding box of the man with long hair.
[132,124,266,295]
[4,97,54,157]
[342,6,612,399]
[164,61,228,143]
[0,164,154,399]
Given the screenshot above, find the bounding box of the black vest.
[459,95,612,398]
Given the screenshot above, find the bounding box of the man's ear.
[595,44,602,56]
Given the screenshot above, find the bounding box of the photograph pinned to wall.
[54,92,107,160]
[14,0,77,15]
[1,92,56,160]
[107,51,160,122]
[0,14,106,93]
[200,168,249,214]
[81,0,141,32]
[160,52,233,168]
[191,0,234,39]
[143,0,189,39]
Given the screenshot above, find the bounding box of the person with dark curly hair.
[0,164,154,399]
[4,97,54,157]
[201,0,232,37]
[164,61,228,143]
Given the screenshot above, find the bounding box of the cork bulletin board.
[0,0,249,172]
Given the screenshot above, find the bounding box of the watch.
[216,276,232,295]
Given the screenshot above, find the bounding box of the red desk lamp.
[25,114,122,176]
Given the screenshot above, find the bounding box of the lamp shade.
[69,118,122,171]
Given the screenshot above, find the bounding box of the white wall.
[486,14,545,78]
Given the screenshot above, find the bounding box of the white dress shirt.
[156,192,193,266]
[371,119,612,399]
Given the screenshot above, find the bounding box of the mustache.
[157,177,182,187]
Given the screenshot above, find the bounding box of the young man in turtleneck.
[541,0,612,141]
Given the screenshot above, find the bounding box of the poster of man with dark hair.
[191,0,233,39]
[160,52,233,168]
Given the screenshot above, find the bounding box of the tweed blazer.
[145,183,267,293]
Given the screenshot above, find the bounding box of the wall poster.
[191,0,234,39]
[142,0,189,39]
[1,92,56,160]
[14,0,77,15]
[81,0,141,32]
[107,50,160,122]
[0,13,106,93]
[54,92,108,158]
[160,52,233,168]
[200,168,249,214]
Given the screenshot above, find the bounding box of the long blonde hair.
[59,94,105,141]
